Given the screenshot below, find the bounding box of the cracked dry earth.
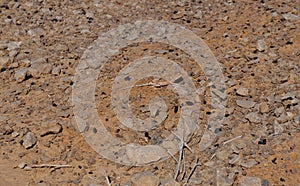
[0,0,299,186]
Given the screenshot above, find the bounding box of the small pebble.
[262,179,269,186]
[40,123,62,137]
[245,112,261,123]
[236,87,249,96]
[14,68,29,83]
[282,13,299,21]
[131,171,159,186]
[11,131,19,137]
[257,39,267,51]
[18,162,27,169]
[260,102,269,113]
[239,176,261,186]
[22,132,37,149]
[236,99,256,109]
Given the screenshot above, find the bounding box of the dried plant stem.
[185,158,200,184]
[222,135,242,145]
[172,131,193,180]
[104,170,111,186]
[31,164,72,168]
[174,142,184,180]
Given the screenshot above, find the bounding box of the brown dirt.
[0,0,299,185]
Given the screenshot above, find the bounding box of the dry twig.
[172,131,193,180]
[104,170,111,186]
[185,158,200,184]
[120,78,170,90]
[31,164,72,168]
[222,135,242,146]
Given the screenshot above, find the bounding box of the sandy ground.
[0,0,299,185]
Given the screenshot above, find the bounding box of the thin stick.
[185,158,200,184]
[31,164,72,168]
[167,150,178,163]
[210,153,216,160]
[104,170,111,186]
[120,78,170,90]
[180,150,186,181]
[172,130,193,180]
[174,142,184,180]
[222,135,242,146]
[171,131,193,153]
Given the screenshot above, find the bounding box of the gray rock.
[262,179,269,186]
[236,87,249,96]
[273,120,283,135]
[14,68,29,82]
[274,107,284,117]
[240,159,257,168]
[216,148,232,161]
[245,112,261,123]
[51,66,61,75]
[216,168,233,186]
[194,10,203,19]
[7,41,22,51]
[0,56,11,67]
[229,154,240,164]
[160,177,180,186]
[9,50,18,57]
[11,131,19,137]
[236,99,256,109]
[239,176,261,186]
[40,123,62,137]
[257,39,267,51]
[29,59,52,77]
[18,162,27,169]
[282,13,299,21]
[131,171,159,186]
[0,125,13,135]
[259,102,269,113]
[22,132,37,149]
[40,154,52,163]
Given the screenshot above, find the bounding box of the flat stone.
[236,99,256,109]
[216,168,233,186]
[282,13,299,21]
[40,154,52,163]
[273,120,283,135]
[236,87,249,96]
[160,177,180,186]
[0,125,13,135]
[131,171,159,186]
[240,159,257,168]
[7,41,22,51]
[260,102,269,113]
[22,132,37,149]
[40,123,62,137]
[245,112,261,123]
[14,68,29,82]
[239,176,261,186]
[0,56,11,67]
[29,60,52,77]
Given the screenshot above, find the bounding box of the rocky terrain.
[0,0,299,185]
